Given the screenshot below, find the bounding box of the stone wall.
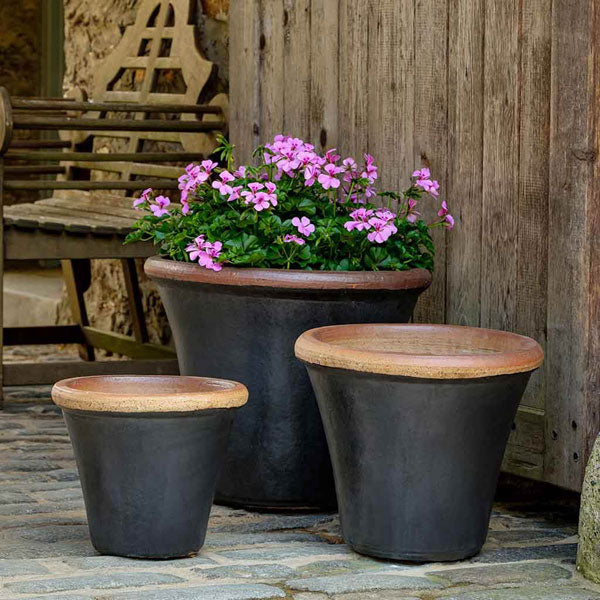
[0,0,40,96]
[61,0,229,347]
[0,0,42,206]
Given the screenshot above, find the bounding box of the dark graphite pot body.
[52,375,248,559]
[296,324,544,561]
[145,257,432,511]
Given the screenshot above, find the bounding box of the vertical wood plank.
[338,0,369,160]
[229,0,259,163]
[445,0,484,327]
[309,0,339,152]
[480,0,519,332]
[259,0,285,144]
[367,0,414,194]
[412,0,448,324]
[545,0,595,489]
[283,0,311,139]
[515,0,551,411]
[584,0,600,475]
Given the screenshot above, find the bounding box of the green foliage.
[126,137,451,272]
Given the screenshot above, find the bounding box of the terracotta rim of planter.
[295,324,544,379]
[51,375,248,413]
[144,256,432,291]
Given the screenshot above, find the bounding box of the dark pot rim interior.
[295,323,544,380]
[144,255,432,291]
[51,375,248,413]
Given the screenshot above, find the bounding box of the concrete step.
[3,268,65,328]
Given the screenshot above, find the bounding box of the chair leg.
[121,258,149,344]
[0,159,5,408]
[61,259,95,361]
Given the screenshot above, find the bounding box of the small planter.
[295,324,543,561]
[145,257,431,511]
[51,375,247,558]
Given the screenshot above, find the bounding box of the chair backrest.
[0,0,227,198]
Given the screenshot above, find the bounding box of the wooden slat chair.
[0,0,227,394]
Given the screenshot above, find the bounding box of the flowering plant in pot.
[132,134,453,510]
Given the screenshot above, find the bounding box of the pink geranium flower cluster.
[344,208,397,243]
[133,188,171,217]
[185,235,223,271]
[178,160,218,214]
[128,133,454,272]
[263,135,377,204]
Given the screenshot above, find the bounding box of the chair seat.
[4,193,140,236]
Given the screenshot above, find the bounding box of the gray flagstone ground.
[1,387,600,600]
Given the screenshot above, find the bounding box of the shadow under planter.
[145,257,432,511]
[51,375,248,559]
[295,324,544,561]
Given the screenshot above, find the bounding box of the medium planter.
[51,375,247,558]
[295,324,544,561]
[145,256,431,511]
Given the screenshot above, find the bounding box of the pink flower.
[233,166,247,178]
[318,164,341,190]
[304,164,319,187]
[342,157,357,172]
[413,166,440,197]
[198,241,223,271]
[362,154,378,182]
[367,217,398,243]
[325,148,341,164]
[438,200,454,229]
[149,195,170,217]
[344,208,374,231]
[375,209,395,222]
[252,192,272,211]
[241,182,264,205]
[419,179,440,197]
[227,185,242,202]
[185,235,206,261]
[284,234,305,245]
[132,187,153,209]
[186,236,223,271]
[292,216,315,237]
[212,171,235,196]
[178,163,211,203]
[406,199,421,223]
[201,160,218,173]
[412,167,431,179]
[265,182,277,194]
[364,186,376,199]
[242,181,277,211]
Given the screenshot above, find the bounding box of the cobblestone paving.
[2,387,600,599]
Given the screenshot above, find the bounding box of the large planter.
[295,324,543,560]
[145,256,431,510]
[52,375,247,558]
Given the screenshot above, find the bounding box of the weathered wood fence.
[229,0,600,491]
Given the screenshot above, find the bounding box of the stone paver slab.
[0,558,49,576]
[105,583,286,599]
[3,572,185,595]
[430,562,572,585]
[219,543,352,561]
[472,543,578,563]
[443,585,600,599]
[286,573,442,594]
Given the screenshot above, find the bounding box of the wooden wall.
[229,0,600,491]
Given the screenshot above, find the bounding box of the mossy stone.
[577,432,600,582]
